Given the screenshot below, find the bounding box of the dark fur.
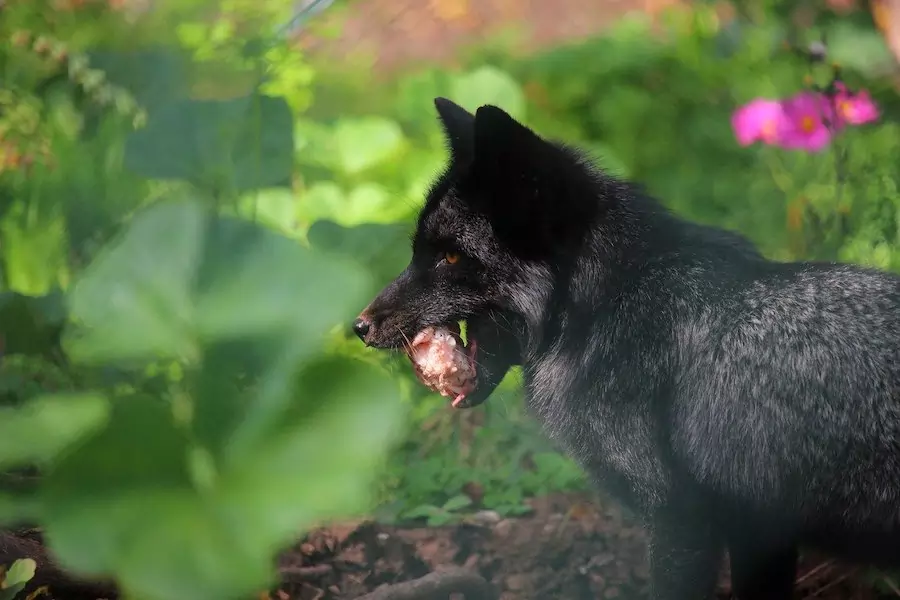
[354,98,900,599]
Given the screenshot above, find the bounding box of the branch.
[355,568,497,600]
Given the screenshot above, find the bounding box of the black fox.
[352,97,900,599]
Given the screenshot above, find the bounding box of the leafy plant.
[403,494,474,527]
[0,558,36,600]
[0,1,409,599]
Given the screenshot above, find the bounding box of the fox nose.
[352,316,371,341]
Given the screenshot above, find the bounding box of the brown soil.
[0,491,895,599]
[273,491,896,600]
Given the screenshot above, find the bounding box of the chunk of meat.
[406,326,477,406]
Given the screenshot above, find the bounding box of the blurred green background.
[1,0,899,598]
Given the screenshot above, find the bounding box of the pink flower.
[832,82,880,126]
[731,99,789,146]
[778,92,833,152]
[732,84,879,153]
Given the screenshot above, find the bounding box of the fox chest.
[523,350,671,511]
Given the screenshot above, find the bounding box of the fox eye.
[437,251,461,267]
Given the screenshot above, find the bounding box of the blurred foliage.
[0,0,899,598]
[0,1,404,599]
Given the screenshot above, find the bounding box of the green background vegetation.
[1,0,899,597]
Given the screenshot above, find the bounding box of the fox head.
[352,98,606,406]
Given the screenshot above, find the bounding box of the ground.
[277,491,895,600]
[1,490,896,599]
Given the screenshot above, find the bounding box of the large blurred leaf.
[41,396,202,590]
[124,94,293,193]
[333,117,405,175]
[450,66,526,119]
[235,189,300,236]
[42,358,402,600]
[64,199,370,365]
[219,356,403,554]
[307,220,410,292]
[0,393,109,470]
[298,181,345,224]
[344,183,394,223]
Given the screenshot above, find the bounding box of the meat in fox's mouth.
[405,322,479,408]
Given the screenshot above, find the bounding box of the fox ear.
[469,105,595,256]
[472,105,543,171]
[434,97,475,163]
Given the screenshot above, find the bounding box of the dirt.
[0,490,895,599]
[273,491,895,600]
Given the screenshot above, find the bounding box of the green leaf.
[441,494,473,512]
[307,220,410,294]
[299,181,413,231]
[297,182,346,225]
[65,199,369,365]
[42,395,194,540]
[0,393,110,469]
[345,183,391,223]
[427,512,455,527]
[220,355,404,538]
[40,396,243,599]
[64,201,203,364]
[42,358,403,600]
[450,66,526,120]
[3,558,36,587]
[0,558,36,600]
[402,504,441,520]
[294,118,339,170]
[193,211,368,344]
[64,198,376,472]
[333,117,405,175]
[345,183,412,225]
[124,94,294,193]
[235,189,299,236]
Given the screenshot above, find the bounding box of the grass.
[374,367,588,525]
